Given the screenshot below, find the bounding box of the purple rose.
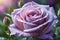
[9,1,58,40]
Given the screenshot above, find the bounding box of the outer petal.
[9,24,32,37]
[44,7,58,33]
[38,30,54,40]
[11,8,21,23]
[22,1,49,8]
[12,9,20,17]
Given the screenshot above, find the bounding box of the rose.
[9,1,58,40]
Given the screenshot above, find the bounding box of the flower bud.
[3,16,10,26]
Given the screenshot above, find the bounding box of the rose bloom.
[9,1,58,40]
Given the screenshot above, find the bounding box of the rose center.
[27,10,40,17]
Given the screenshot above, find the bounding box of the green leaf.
[57,9,60,18]
[57,20,60,26]
[53,27,57,32]
[56,27,60,36]
[0,20,3,26]
[53,27,60,40]
[55,3,60,14]
[8,7,14,14]
[18,1,24,8]
[22,38,26,40]
[0,20,9,38]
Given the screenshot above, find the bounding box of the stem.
[32,37,41,40]
[32,37,36,40]
[26,37,29,40]
[7,28,11,40]
[8,30,10,40]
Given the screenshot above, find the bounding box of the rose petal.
[44,7,58,33]
[9,24,32,37]
[38,30,54,40]
[12,8,20,22]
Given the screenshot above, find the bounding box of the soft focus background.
[0,0,60,40]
